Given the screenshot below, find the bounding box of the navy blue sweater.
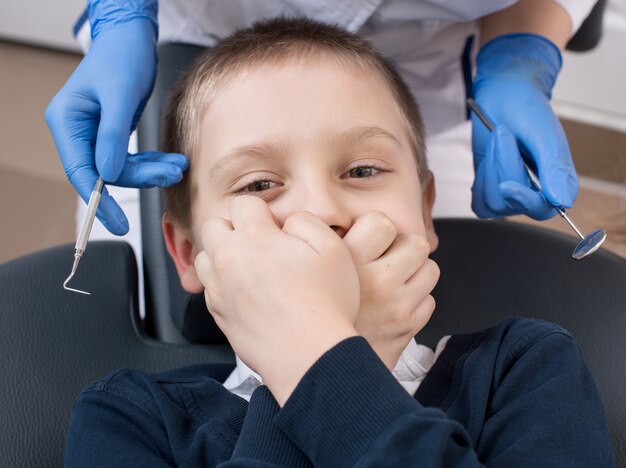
[64,317,614,467]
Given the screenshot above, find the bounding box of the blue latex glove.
[46,0,187,235]
[471,33,578,220]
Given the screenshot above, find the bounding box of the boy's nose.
[304,196,352,238]
[282,183,353,238]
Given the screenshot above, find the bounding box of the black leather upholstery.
[0,242,234,467]
[427,219,626,464]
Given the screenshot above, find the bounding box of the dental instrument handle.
[63,178,104,295]
[75,178,104,258]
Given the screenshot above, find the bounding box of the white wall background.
[553,0,626,133]
[0,0,85,52]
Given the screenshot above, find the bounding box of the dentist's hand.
[344,212,439,370]
[45,15,187,235]
[471,33,578,220]
[194,196,359,406]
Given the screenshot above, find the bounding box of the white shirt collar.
[223,336,450,401]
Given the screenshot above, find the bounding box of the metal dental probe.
[63,178,104,294]
[467,98,607,260]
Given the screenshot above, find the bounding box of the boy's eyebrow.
[336,125,402,148]
[208,140,288,179]
[207,125,401,179]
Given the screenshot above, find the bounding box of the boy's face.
[165,57,437,293]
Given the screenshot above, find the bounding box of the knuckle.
[416,294,436,317]
[412,295,436,331]
[408,234,430,258]
[63,160,85,181]
[425,294,436,310]
[427,259,441,284]
[281,214,305,237]
[45,94,68,127]
[370,211,397,236]
[44,100,57,126]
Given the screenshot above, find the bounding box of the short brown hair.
[162,16,427,227]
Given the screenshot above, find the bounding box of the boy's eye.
[233,164,389,195]
[343,164,388,180]
[235,179,279,194]
[348,166,375,178]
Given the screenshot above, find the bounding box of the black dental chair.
[2,6,625,467]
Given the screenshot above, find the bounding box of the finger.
[45,92,98,203]
[488,126,556,219]
[93,187,130,236]
[115,152,188,188]
[282,211,341,255]
[343,211,397,265]
[193,250,211,285]
[518,111,578,208]
[374,233,431,284]
[229,195,278,233]
[483,126,525,216]
[70,164,130,236]
[471,159,499,219]
[193,250,216,312]
[404,258,440,295]
[127,151,188,167]
[65,155,130,234]
[500,181,556,220]
[410,294,436,336]
[95,96,137,183]
[200,217,234,257]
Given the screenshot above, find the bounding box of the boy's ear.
[421,170,439,252]
[162,215,204,294]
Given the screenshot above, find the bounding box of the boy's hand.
[194,196,359,405]
[343,212,439,370]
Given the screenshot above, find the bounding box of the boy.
[65,17,613,467]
